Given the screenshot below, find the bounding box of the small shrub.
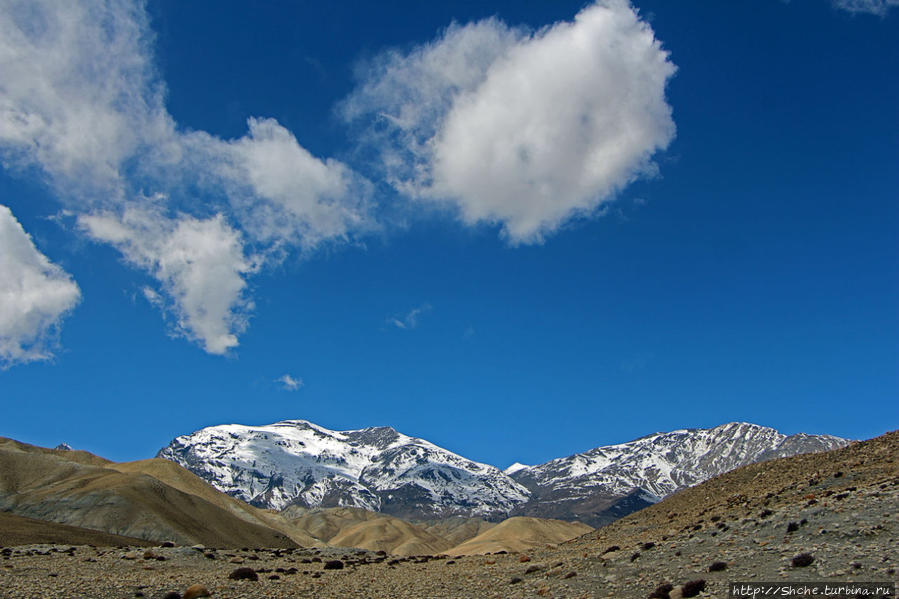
[323,560,344,570]
[709,561,727,572]
[791,553,814,567]
[228,567,258,581]
[648,583,673,599]
[682,579,707,598]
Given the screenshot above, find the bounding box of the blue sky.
[0,0,896,467]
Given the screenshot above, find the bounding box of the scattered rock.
[228,567,259,581]
[708,561,727,572]
[519,554,531,563]
[323,560,344,570]
[182,584,211,599]
[563,571,577,579]
[649,583,674,599]
[510,577,522,584]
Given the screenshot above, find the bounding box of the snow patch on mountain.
[510,422,849,499]
[157,420,529,518]
[503,463,531,476]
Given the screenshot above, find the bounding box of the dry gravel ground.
[1,432,896,599]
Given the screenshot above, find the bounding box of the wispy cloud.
[79,204,257,354]
[342,0,676,244]
[0,0,370,355]
[389,304,432,330]
[832,0,898,15]
[0,204,81,367]
[276,374,304,391]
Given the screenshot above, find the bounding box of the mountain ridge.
[158,420,848,526]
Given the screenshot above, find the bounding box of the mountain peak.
[503,462,531,475]
[158,419,529,519]
[158,419,847,527]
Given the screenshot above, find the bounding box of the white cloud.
[0,204,81,366]
[0,0,370,355]
[188,118,371,249]
[342,0,676,243]
[276,374,303,391]
[389,304,431,330]
[833,0,899,15]
[0,0,175,202]
[79,205,256,355]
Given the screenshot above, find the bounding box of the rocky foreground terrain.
[1,431,894,599]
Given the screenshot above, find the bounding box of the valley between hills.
[0,423,895,598]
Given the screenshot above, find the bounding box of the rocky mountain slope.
[158,420,529,520]
[159,420,847,526]
[509,421,848,526]
[0,511,153,547]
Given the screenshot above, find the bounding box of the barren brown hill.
[0,439,297,548]
[278,506,382,544]
[421,515,498,546]
[446,516,593,555]
[0,511,153,547]
[0,437,111,468]
[110,459,320,546]
[328,515,454,556]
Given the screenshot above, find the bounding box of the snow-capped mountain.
[158,420,847,526]
[503,462,532,476]
[508,422,849,526]
[157,420,530,520]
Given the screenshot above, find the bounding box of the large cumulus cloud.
[342,0,676,243]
